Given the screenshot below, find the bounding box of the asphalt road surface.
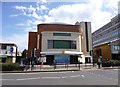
[1,69,119,85]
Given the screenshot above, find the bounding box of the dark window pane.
[1,45,6,50]
[54,40,71,49]
[48,40,76,49]
[53,33,71,36]
[48,40,53,49]
[71,41,76,49]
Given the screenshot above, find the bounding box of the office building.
[92,15,120,62]
[0,43,17,63]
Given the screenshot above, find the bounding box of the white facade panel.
[41,31,82,52]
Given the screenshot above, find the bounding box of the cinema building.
[28,22,92,64]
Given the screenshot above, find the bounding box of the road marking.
[81,75,85,77]
[70,75,81,78]
[61,76,68,78]
[16,77,41,80]
[41,77,61,79]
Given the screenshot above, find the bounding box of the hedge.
[102,60,120,67]
[0,63,25,71]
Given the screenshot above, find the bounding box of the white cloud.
[14,6,26,10]
[106,0,119,10]
[40,5,47,10]
[9,0,119,51]
[16,23,25,26]
[2,34,28,51]
[40,0,47,4]
[12,0,119,32]
[10,14,18,17]
[43,0,119,32]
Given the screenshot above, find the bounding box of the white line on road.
[69,75,81,78]
[41,77,61,79]
[61,76,68,78]
[16,77,41,80]
[81,75,85,77]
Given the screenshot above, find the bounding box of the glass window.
[54,40,71,49]
[48,40,53,49]
[48,40,76,49]
[53,33,71,36]
[1,45,6,50]
[71,41,76,49]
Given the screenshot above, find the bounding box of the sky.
[1,0,119,52]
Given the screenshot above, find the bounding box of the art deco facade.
[28,22,92,64]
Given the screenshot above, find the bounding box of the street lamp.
[90,50,95,67]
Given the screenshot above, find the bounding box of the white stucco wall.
[41,31,82,53]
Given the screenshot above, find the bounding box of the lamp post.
[14,44,18,63]
[78,55,82,70]
[91,50,95,67]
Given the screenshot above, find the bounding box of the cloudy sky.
[1,0,119,52]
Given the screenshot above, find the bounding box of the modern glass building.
[92,14,120,62]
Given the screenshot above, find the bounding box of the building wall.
[76,22,92,63]
[41,31,82,52]
[37,24,82,55]
[93,43,112,62]
[27,32,37,58]
[80,22,92,55]
[0,43,17,63]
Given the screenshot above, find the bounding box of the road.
[1,69,119,85]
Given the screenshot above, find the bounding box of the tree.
[22,49,27,58]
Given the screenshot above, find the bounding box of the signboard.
[10,47,14,56]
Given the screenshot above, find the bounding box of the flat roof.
[0,43,17,46]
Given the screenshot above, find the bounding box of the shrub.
[108,60,120,66]
[0,63,23,71]
[108,60,114,66]
[113,60,120,66]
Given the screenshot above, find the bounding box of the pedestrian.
[97,58,100,69]
[98,56,102,69]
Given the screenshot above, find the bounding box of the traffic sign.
[10,47,14,53]
[10,47,14,56]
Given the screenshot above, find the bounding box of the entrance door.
[70,55,78,64]
[46,55,54,65]
[85,57,91,63]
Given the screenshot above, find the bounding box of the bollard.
[78,63,80,70]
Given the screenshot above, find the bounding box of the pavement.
[1,63,119,73]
